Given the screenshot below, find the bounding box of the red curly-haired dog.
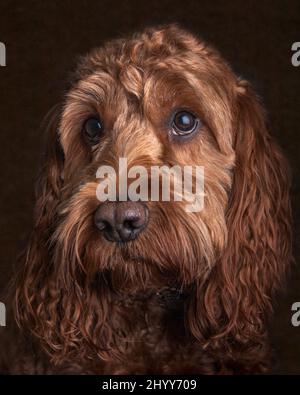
[0,25,292,374]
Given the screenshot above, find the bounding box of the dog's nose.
[94,201,148,242]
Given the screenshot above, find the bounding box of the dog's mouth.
[113,240,153,264]
[103,244,182,293]
[120,251,156,266]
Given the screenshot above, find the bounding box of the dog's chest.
[98,294,204,374]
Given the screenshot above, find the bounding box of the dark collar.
[155,287,185,307]
[114,287,185,308]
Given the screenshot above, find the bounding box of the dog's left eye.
[83,117,103,144]
[172,111,199,136]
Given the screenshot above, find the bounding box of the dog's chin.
[78,226,202,291]
[78,232,204,294]
[96,247,181,294]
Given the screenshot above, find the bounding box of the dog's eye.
[83,117,103,144]
[172,111,199,136]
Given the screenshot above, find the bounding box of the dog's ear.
[14,106,116,364]
[14,104,64,342]
[188,81,292,371]
[34,104,64,231]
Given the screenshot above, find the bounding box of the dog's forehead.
[72,26,222,102]
[72,50,215,110]
[67,26,237,138]
[78,25,206,76]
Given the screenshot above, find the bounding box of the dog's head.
[15,25,291,365]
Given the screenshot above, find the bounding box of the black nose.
[94,201,149,242]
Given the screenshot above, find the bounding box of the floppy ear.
[33,104,65,230]
[1,105,63,369]
[14,105,64,341]
[13,106,118,365]
[188,81,292,372]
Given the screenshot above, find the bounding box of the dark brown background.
[0,0,299,374]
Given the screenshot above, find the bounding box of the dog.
[0,24,292,374]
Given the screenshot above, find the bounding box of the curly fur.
[0,25,292,374]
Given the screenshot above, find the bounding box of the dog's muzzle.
[94,201,149,242]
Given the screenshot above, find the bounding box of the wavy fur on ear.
[188,81,292,372]
[13,106,119,366]
[0,104,64,371]
[13,106,65,357]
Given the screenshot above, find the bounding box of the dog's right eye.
[83,117,103,144]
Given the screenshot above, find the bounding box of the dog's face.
[56,26,237,291]
[14,25,291,364]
